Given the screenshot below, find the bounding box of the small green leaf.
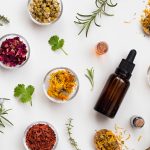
[26,85,35,95]
[58,39,64,48]
[85,67,94,91]
[52,44,59,51]
[1,116,13,126]
[14,84,25,97]
[48,35,68,55]
[14,84,35,105]
[48,35,59,45]
[20,92,31,103]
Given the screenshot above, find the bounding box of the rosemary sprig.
[0,15,9,26]
[0,98,10,105]
[85,67,94,91]
[66,118,81,150]
[0,102,13,133]
[74,0,117,37]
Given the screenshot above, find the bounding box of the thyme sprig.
[0,15,9,26]
[85,67,94,91]
[66,118,81,150]
[74,0,117,37]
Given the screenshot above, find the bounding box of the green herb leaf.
[14,84,25,97]
[66,118,81,150]
[26,85,35,95]
[85,67,94,91]
[0,15,9,26]
[75,0,117,37]
[48,35,59,45]
[48,35,68,55]
[58,39,64,48]
[0,104,13,133]
[20,92,32,103]
[14,84,35,105]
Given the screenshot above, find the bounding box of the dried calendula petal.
[47,69,77,101]
[94,129,122,150]
[141,0,150,35]
[141,9,150,35]
[137,135,142,142]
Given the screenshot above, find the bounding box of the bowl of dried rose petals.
[0,34,30,69]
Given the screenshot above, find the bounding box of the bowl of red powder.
[0,34,30,69]
[24,121,58,150]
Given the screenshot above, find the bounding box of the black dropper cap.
[115,50,137,79]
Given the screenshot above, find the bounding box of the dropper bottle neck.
[115,50,137,80]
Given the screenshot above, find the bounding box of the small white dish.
[43,67,79,104]
[0,34,30,70]
[23,121,58,150]
[27,0,63,26]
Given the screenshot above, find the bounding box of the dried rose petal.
[0,36,28,67]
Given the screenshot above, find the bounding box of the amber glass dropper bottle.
[94,50,137,118]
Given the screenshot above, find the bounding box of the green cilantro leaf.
[48,35,68,55]
[26,85,35,95]
[14,84,25,97]
[20,92,31,103]
[49,35,59,45]
[14,84,35,106]
[58,39,64,48]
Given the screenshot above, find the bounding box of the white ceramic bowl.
[27,0,63,25]
[43,67,79,104]
[23,121,58,150]
[0,34,30,70]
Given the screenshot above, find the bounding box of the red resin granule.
[26,124,56,150]
[0,37,28,67]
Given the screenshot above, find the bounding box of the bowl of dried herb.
[27,0,63,25]
[43,67,79,104]
[24,121,58,150]
[0,34,30,69]
[94,129,122,150]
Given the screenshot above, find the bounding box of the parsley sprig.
[14,84,35,106]
[66,118,81,150]
[48,35,68,55]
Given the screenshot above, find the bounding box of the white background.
[0,0,150,149]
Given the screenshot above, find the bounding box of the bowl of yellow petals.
[43,67,79,103]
